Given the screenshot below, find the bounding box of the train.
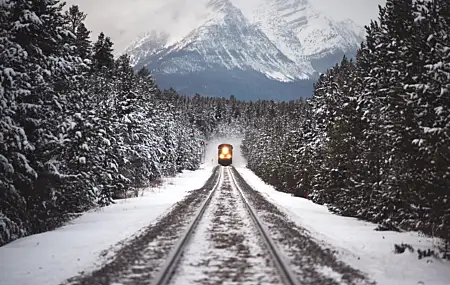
[218,143,233,166]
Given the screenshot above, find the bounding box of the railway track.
[151,166,300,285]
[64,164,372,285]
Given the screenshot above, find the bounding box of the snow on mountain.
[135,0,314,81]
[235,0,365,59]
[126,30,170,66]
[124,0,365,99]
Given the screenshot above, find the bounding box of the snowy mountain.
[239,0,365,67]
[127,30,169,67]
[124,0,364,100]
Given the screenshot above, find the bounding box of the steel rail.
[228,166,301,285]
[150,166,224,285]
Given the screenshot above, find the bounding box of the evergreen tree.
[241,0,450,248]
[64,5,91,61]
[92,32,114,72]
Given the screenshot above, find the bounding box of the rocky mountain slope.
[125,0,365,100]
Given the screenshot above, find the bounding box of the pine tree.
[409,0,450,235]
[0,0,31,244]
[64,5,91,61]
[92,32,114,72]
[65,5,86,34]
[76,23,91,60]
[114,54,135,96]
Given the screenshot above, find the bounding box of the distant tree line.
[242,0,450,248]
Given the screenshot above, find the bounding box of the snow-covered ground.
[2,136,449,285]
[211,136,450,284]
[169,167,281,284]
[0,166,213,285]
[236,167,450,285]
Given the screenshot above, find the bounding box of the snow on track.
[236,166,450,285]
[167,167,282,284]
[0,166,214,285]
[230,167,374,285]
[63,167,221,285]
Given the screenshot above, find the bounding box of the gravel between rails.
[62,166,220,285]
[169,167,281,285]
[230,167,377,285]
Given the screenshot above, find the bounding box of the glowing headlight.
[219,154,225,159]
[226,154,231,159]
[222,146,229,154]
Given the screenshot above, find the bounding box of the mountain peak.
[207,0,232,11]
[146,0,312,81]
[202,0,244,27]
[124,0,364,100]
[126,31,169,66]
[239,0,364,58]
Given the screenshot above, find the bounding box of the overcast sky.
[65,0,386,54]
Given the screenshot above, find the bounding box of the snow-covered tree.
[241,0,450,249]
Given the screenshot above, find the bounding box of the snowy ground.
[209,136,450,284]
[169,167,281,284]
[2,136,449,285]
[0,166,213,285]
[237,167,450,285]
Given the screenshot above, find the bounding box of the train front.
[218,144,233,166]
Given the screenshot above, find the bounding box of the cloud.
[65,0,386,55]
[310,0,385,26]
[65,0,210,54]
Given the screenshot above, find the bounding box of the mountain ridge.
[125,0,364,100]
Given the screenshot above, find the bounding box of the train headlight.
[219,154,225,159]
[226,154,231,159]
[222,146,229,154]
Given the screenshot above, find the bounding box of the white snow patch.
[264,70,296,82]
[434,106,444,115]
[0,166,213,285]
[316,265,345,283]
[236,167,450,285]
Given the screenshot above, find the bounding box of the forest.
[1,0,449,255]
[0,0,251,246]
[242,0,450,251]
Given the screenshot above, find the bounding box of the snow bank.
[236,167,450,285]
[0,166,213,285]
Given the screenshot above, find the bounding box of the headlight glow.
[222,146,229,154]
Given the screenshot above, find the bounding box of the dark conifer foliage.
[92,32,114,72]
[2,0,449,252]
[0,1,254,246]
[242,0,450,246]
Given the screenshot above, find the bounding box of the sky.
[65,0,386,55]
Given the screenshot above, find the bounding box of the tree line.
[2,0,449,254]
[0,0,255,246]
[242,0,450,249]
